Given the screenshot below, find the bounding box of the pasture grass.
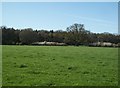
[0,45,2,87]
[2,45,118,86]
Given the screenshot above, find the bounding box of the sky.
[2,2,118,33]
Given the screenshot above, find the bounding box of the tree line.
[0,23,120,46]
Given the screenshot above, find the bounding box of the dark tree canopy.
[19,28,39,44]
[0,24,120,46]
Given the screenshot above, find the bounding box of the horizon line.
[0,25,119,34]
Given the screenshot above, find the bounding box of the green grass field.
[2,45,118,86]
[0,45,2,87]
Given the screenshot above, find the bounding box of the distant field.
[2,45,118,86]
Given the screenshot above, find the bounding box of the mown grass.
[2,45,118,86]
